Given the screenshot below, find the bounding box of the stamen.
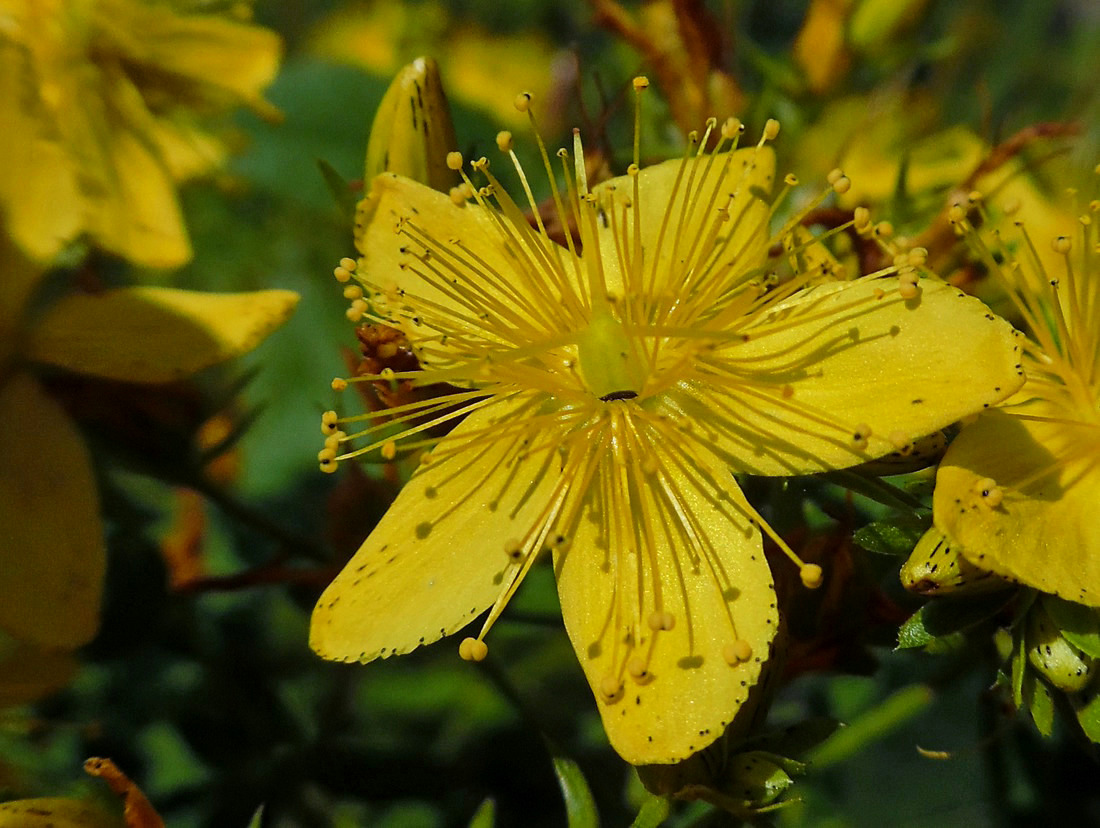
[458,637,488,662]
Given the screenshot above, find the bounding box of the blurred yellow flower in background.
[0,232,298,707]
[0,0,281,268]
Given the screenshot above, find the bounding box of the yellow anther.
[321,410,339,435]
[504,538,524,561]
[379,367,396,380]
[889,430,912,453]
[331,377,348,391]
[343,285,363,300]
[720,117,743,140]
[495,130,514,152]
[317,447,337,463]
[346,299,367,322]
[948,204,966,223]
[324,431,345,451]
[784,173,799,187]
[853,206,871,232]
[800,563,824,589]
[898,277,920,300]
[872,288,885,300]
[832,176,851,195]
[449,186,467,206]
[513,91,532,113]
[763,118,781,140]
[333,266,352,283]
[319,457,338,474]
[632,76,650,89]
[827,168,844,185]
[459,637,489,662]
[874,221,895,238]
[599,675,624,702]
[339,256,357,271]
[627,163,639,176]
[967,190,983,203]
[381,441,397,461]
[446,151,464,170]
[852,423,872,451]
[1052,235,1072,254]
[626,656,650,682]
[723,639,753,665]
[909,247,928,265]
[647,610,675,632]
[418,450,433,466]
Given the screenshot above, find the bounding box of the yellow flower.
[309,88,1023,765]
[0,0,281,267]
[932,176,1100,606]
[0,232,298,705]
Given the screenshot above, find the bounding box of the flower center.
[575,309,646,400]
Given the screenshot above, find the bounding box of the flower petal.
[661,278,1023,475]
[934,403,1100,606]
[26,286,299,383]
[354,172,578,360]
[591,147,775,298]
[553,438,778,764]
[0,636,78,707]
[310,395,568,663]
[0,373,104,648]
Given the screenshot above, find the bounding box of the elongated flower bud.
[1026,601,1095,694]
[364,57,460,192]
[900,528,1009,596]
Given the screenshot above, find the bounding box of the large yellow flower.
[0,233,298,706]
[0,0,280,267]
[309,94,1023,765]
[932,184,1100,605]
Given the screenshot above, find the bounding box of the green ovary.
[576,310,646,400]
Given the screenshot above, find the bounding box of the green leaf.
[854,512,931,556]
[1012,623,1027,708]
[1041,595,1100,659]
[468,798,495,828]
[1023,673,1055,736]
[896,592,1013,651]
[246,805,265,828]
[808,685,933,769]
[1075,689,1100,743]
[551,754,599,828]
[629,794,670,828]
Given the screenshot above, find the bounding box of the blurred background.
[2,0,1099,826]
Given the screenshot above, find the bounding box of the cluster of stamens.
[317,79,942,687]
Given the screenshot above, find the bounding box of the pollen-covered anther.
[853,207,872,233]
[599,675,624,702]
[974,477,1004,508]
[331,377,348,391]
[446,151,464,171]
[319,455,338,474]
[513,91,532,112]
[343,285,363,300]
[627,163,639,177]
[967,190,983,204]
[889,430,913,454]
[720,117,743,140]
[800,563,824,589]
[784,173,799,187]
[722,639,753,665]
[851,423,872,451]
[495,130,513,152]
[504,538,524,562]
[626,656,652,683]
[898,269,921,300]
[1052,235,1072,254]
[449,186,467,206]
[317,447,337,464]
[333,261,354,283]
[874,221,895,238]
[458,637,489,662]
[321,410,339,435]
[346,299,368,322]
[647,610,675,632]
[763,118,781,140]
[909,246,928,266]
[324,431,346,451]
[632,75,650,89]
[381,441,397,461]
